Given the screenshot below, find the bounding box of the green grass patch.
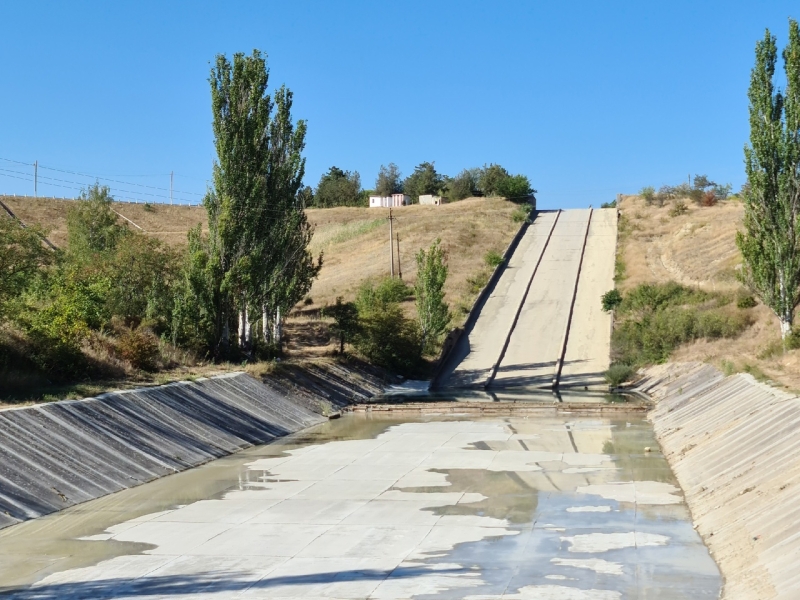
[311,218,384,250]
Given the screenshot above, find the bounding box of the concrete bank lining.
[636,362,800,599]
[0,368,385,531]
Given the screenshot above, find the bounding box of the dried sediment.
[637,362,800,599]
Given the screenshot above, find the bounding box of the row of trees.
[301,162,535,208]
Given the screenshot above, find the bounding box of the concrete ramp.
[435,208,617,390]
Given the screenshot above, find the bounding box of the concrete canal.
[0,407,720,599]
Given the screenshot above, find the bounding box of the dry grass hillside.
[3,195,522,358]
[1,196,208,247]
[617,194,800,390]
[305,197,518,308]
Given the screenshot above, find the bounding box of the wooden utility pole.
[388,207,395,277]
[396,233,402,279]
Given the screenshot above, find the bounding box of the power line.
[0,156,203,198]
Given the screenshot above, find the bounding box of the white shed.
[369,193,411,208]
[419,194,442,206]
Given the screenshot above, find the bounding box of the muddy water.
[0,412,720,599]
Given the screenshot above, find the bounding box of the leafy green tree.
[171,225,219,351]
[314,167,363,207]
[496,174,534,200]
[446,168,480,201]
[105,233,179,325]
[403,162,444,202]
[323,296,359,353]
[0,216,53,318]
[415,238,451,353]
[67,184,128,258]
[737,21,800,339]
[375,163,403,196]
[477,164,510,197]
[296,185,314,208]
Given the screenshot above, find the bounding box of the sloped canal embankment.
[0,361,387,530]
[637,362,800,599]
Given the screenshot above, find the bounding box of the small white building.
[369,193,410,208]
[419,194,443,206]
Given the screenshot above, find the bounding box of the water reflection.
[0,410,718,599]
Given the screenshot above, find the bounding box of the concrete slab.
[560,208,617,388]
[492,209,592,388]
[0,414,719,599]
[441,211,560,388]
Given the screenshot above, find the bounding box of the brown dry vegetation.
[617,194,800,390]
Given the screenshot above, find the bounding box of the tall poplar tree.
[738,20,800,339]
[204,50,319,355]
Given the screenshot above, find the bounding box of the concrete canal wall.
[0,362,387,531]
[637,362,800,600]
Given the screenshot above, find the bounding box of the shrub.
[669,200,688,217]
[484,250,504,269]
[611,282,751,366]
[511,204,532,223]
[601,289,623,312]
[736,292,757,309]
[601,199,617,208]
[702,190,717,206]
[117,327,159,371]
[353,301,420,372]
[604,364,635,387]
[466,270,490,294]
[640,186,656,204]
[355,277,413,308]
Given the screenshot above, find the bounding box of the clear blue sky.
[0,1,797,209]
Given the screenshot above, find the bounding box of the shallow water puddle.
[0,414,720,599]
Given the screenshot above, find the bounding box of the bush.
[611,282,751,366]
[511,204,532,223]
[601,199,617,209]
[601,289,623,312]
[356,278,413,310]
[669,200,688,217]
[117,327,159,371]
[736,292,757,309]
[640,186,656,204]
[484,250,504,269]
[466,270,490,294]
[352,278,420,373]
[702,190,717,206]
[604,364,635,387]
